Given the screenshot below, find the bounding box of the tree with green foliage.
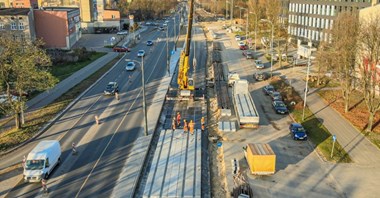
[0,38,58,129]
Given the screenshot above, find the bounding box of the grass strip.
[271,78,352,163]
[0,55,121,152]
[51,52,107,81]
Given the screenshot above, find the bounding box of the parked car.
[269,91,283,101]
[125,62,136,71]
[272,100,288,114]
[235,35,241,41]
[116,30,128,35]
[147,40,153,46]
[289,123,308,140]
[0,94,18,104]
[104,82,119,95]
[159,26,165,31]
[137,50,146,57]
[254,72,269,81]
[238,41,245,47]
[242,50,254,59]
[239,45,248,50]
[113,46,130,52]
[263,85,275,95]
[254,60,264,69]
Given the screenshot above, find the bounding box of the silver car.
[254,60,264,69]
[125,62,136,71]
[137,50,146,57]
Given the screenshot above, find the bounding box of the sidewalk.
[283,67,380,166]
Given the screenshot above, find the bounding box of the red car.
[113,46,130,52]
[239,45,248,50]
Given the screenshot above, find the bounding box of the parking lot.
[205,22,345,197]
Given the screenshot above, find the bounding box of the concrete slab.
[195,129,202,197]
[183,131,196,196]
[111,135,151,198]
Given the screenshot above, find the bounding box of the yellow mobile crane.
[178,0,195,97]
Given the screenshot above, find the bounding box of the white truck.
[232,80,260,128]
[24,140,61,182]
[228,72,240,86]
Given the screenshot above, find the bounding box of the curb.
[0,53,122,157]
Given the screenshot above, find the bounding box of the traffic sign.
[217,141,222,148]
[332,135,336,142]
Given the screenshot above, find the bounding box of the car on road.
[0,94,18,104]
[104,82,119,95]
[272,100,288,114]
[289,123,308,140]
[145,22,152,26]
[159,26,165,31]
[113,46,130,52]
[125,62,136,71]
[254,72,269,81]
[235,35,241,41]
[147,40,153,46]
[269,91,283,101]
[165,20,169,23]
[116,30,128,35]
[263,85,275,95]
[242,50,254,59]
[254,60,264,69]
[137,50,146,57]
[239,44,248,50]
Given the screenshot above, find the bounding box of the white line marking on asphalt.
[75,32,170,198]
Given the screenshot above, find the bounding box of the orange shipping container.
[245,143,276,175]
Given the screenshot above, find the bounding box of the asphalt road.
[2,17,178,197]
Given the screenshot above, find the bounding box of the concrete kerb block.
[0,52,121,157]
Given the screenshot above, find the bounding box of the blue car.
[289,123,308,140]
[147,40,153,46]
[272,101,288,114]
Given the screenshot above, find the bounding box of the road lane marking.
[75,29,171,197]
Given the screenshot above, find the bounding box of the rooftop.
[0,8,30,16]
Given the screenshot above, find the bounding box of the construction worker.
[41,178,48,193]
[171,118,176,131]
[183,119,188,133]
[201,117,205,132]
[189,120,194,135]
[95,115,100,125]
[176,112,181,127]
[115,91,119,100]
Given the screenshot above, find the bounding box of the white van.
[24,140,61,182]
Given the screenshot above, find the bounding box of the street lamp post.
[251,12,257,52]
[260,19,274,78]
[302,38,312,121]
[166,26,170,76]
[235,6,242,26]
[230,0,234,25]
[125,58,148,136]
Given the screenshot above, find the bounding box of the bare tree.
[0,38,57,129]
[357,14,380,132]
[330,11,360,113]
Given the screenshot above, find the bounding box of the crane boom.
[178,0,194,93]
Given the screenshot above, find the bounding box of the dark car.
[269,91,283,101]
[104,82,119,95]
[263,85,275,95]
[272,100,288,114]
[289,123,308,140]
[113,46,130,52]
[242,50,254,59]
[147,40,153,46]
[254,72,269,81]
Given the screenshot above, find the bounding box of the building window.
[11,22,17,30]
[112,15,115,19]
[19,22,24,30]
[0,23,4,30]
[325,19,329,29]
[322,5,325,15]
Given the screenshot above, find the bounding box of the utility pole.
[141,56,148,136]
[166,26,170,76]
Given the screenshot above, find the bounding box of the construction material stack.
[232,80,259,128]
